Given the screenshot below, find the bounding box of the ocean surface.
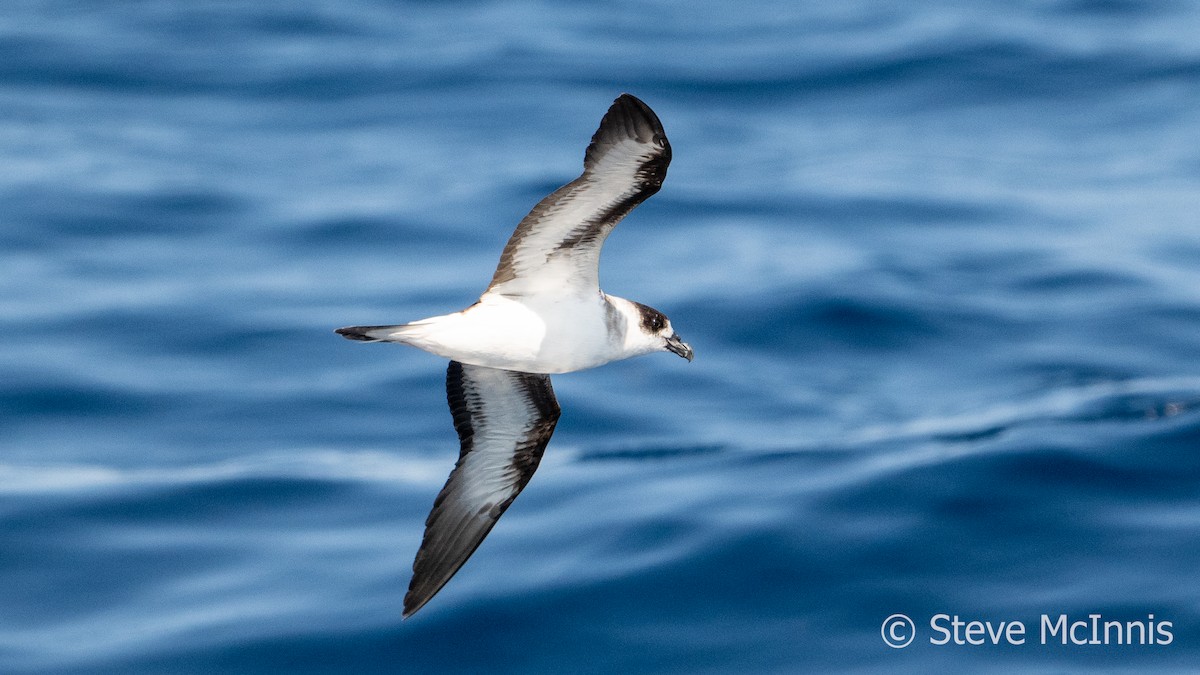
[3,1,1200,672]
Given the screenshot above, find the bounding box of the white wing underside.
[403,361,560,618]
[485,94,672,298]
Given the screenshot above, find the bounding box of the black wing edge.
[484,93,672,292]
[402,361,561,618]
[583,93,672,181]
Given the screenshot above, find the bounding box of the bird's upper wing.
[403,361,561,618]
[485,93,671,298]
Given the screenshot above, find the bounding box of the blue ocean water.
[3,0,1200,671]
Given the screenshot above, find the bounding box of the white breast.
[400,293,625,374]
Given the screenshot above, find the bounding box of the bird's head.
[627,300,693,362]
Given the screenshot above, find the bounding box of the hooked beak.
[664,333,694,362]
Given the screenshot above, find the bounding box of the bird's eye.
[636,303,668,333]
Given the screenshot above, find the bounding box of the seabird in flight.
[336,93,692,618]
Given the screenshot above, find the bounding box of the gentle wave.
[847,375,1200,447]
[0,450,448,495]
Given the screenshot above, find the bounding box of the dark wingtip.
[401,595,422,620]
[584,93,670,172]
[600,93,666,142]
[611,93,664,136]
[402,586,436,619]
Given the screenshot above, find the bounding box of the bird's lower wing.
[403,361,561,618]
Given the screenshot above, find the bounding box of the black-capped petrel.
[336,94,692,618]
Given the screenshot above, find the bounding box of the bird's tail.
[334,324,413,342]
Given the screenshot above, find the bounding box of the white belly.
[398,293,622,373]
